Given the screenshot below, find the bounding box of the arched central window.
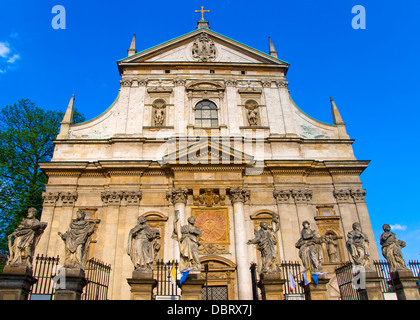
[195,100,218,128]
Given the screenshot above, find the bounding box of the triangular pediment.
[118,28,289,67]
[159,139,255,166]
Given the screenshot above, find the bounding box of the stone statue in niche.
[247,213,280,274]
[58,209,96,269]
[380,224,408,272]
[324,231,340,263]
[192,32,216,62]
[295,220,324,273]
[152,99,166,126]
[346,222,371,269]
[127,216,161,271]
[7,207,47,268]
[172,210,202,272]
[245,100,259,126]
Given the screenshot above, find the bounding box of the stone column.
[229,187,252,300]
[126,78,147,136]
[54,268,87,300]
[36,192,60,255]
[291,189,314,226]
[262,80,285,136]
[166,188,189,262]
[273,189,299,260]
[350,189,380,261]
[100,190,124,299]
[0,266,35,300]
[391,269,420,300]
[225,80,240,135]
[173,79,187,136]
[333,189,356,259]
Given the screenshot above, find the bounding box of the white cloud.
[7,54,20,64]
[0,42,11,58]
[390,224,407,231]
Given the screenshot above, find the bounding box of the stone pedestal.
[54,268,87,300]
[127,270,157,300]
[0,265,35,300]
[305,274,329,300]
[181,273,205,300]
[391,269,420,300]
[363,270,384,300]
[258,273,285,300]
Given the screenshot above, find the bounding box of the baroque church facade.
[36,17,379,300]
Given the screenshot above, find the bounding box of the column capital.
[273,189,292,204]
[101,191,124,206]
[42,192,60,206]
[166,187,189,204]
[333,189,351,203]
[173,78,187,87]
[123,191,143,206]
[229,187,250,204]
[225,79,238,87]
[350,189,367,203]
[291,189,312,204]
[60,191,78,206]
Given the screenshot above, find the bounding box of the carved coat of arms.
[192,33,216,62]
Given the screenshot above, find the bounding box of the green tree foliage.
[0,99,85,254]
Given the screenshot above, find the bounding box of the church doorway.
[200,255,237,300]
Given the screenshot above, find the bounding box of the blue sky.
[0,0,419,261]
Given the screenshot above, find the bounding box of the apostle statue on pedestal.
[172,210,202,273]
[295,220,324,273]
[8,207,47,268]
[127,216,161,271]
[58,209,95,269]
[380,224,408,272]
[346,222,371,269]
[247,213,280,274]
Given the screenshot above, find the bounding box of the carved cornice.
[166,187,189,204]
[228,187,250,204]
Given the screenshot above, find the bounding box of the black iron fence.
[28,254,111,300]
[335,262,362,300]
[335,260,420,300]
[81,258,112,300]
[154,260,180,299]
